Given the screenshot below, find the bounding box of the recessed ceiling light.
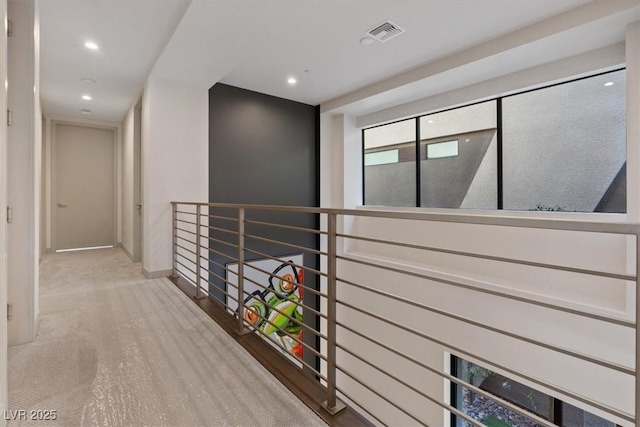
[604,81,614,87]
[360,37,374,46]
[81,77,96,84]
[287,77,297,85]
[465,138,470,142]
[82,95,92,101]
[427,120,434,124]
[84,41,98,50]
[80,109,92,116]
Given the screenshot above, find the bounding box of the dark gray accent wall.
[209,85,317,205]
[208,83,319,368]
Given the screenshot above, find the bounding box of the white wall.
[121,104,135,258]
[0,0,8,421]
[320,34,639,427]
[141,75,208,277]
[7,0,40,346]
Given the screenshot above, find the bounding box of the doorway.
[52,123,116,251]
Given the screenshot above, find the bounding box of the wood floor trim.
[169,275,372,427]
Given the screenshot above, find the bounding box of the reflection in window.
[364,119,416,207]
[419,101,497,209]
[364,149,399,166]
[426,140,458,159]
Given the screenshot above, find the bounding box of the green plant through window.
[451,356,618,427]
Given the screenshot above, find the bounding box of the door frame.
[133,97,142,262]
[47,117,120,252]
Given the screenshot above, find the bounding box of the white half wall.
[141,75,208,277]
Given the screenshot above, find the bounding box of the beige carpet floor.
[8,248,327,427]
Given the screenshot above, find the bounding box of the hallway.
[7,248,326,426]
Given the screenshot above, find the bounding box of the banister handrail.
[170,200,639,426]
[170,201,640,235]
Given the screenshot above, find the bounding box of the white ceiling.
[40,0,640,123]
[39,0,190,122]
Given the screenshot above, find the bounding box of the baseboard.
[142,268,172,279]
[118,243,135,262]
[34,308,40,335]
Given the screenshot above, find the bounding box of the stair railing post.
[195,204,203,299]
[237,208,247,334]
[171,203,177,278]
[322,212,345,415]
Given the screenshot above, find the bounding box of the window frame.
[449,354,621,427]
[362,68,626,212]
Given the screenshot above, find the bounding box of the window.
[362,69,626,213]
[426,140,458,159]
[363,119,416,207]
[502,69,626,213]
[364,149,399,166]
[451,356,618,427]
[419,101,497,209]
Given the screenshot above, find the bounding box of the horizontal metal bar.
[200,244,239,263]
[176,235,196,246]
[176,251,196,266]
[336,255,635,328]
[199,275,238,303]
[242,274,328,321]
[334,386,389,427]
[336,233,636,282]
[171,202,640,235]
[176,227,197,236]
[243,246,328,278]
[239,296,328,365]
[244,219,327,235]
[176,218,198,226]
[201,213,238,222]
[336,298,635,423]
[202,235,239,249]
[249,322,327,381]
[243,233,327,256]
[175,210,197,215]
[335,363,447,427]
[336,320,558,427]
[336,277,634,375]
[198,250,240,279]
[176,259,197,279]
[175,243,197,257]
[242,259,328,298]
[337,347,525,427]
[200,223,239,236]
[198,265,238,297]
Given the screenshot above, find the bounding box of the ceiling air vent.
[367,21,405,43]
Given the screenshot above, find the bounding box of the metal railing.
[171,201,639,427]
